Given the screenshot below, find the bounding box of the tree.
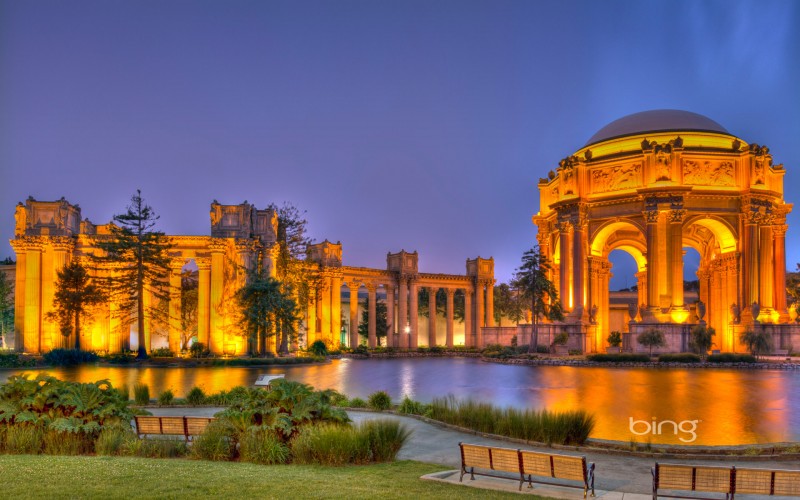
[637,328,666,356]
[787,264,800,319]
[357,296,388,346]
[180,271,199,350]
[93,190,173,359]
[740,329,772,358]
[46,262,106,351]
[511,246,563,353]
[418,288,466,322]
[493,283,525,326]
[237,266,298,356]
[689,325,715,358]
[269,203,321,351]
[0,272,14,348]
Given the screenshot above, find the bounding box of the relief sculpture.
[590,163,642,193]
[683,160,735,186]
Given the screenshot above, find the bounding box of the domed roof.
[585,110,731,146]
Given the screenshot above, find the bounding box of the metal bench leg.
[470,467,475,481]
[459,466,465,483]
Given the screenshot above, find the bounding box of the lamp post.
[340,324,347,348]
[404,322,411,350]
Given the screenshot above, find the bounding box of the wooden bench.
[653,463,800,500]
[773,349,789,356]
[134,416,215,441]
[459,442,595,497]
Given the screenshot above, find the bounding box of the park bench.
[134,416,215,441]
[653,463,800,500]
[458,442,595,497]
[773,349,789,356]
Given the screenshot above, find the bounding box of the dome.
[585,110,731,146]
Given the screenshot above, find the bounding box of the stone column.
[464,288,473,346]
[635,271,647,320]
[398,277,408,345]
[385,284,395,346]
[367,283,377,347]
[475,280,484,347]
[409,280,419,348]
[485,281,495,328]
[196,257,211,348]
[668,209,686,312]
[49,239,73,349]
[643,209,660,319]
[306,297,317,347]
[331,275,342,342]
[168,260,183,353]
[348,281,359,348]
[744,217,760,322]
[320,274,331,341]
[558,223,571,313]
[10,243,26,352]
[774,223,790,322]
[759,222,775,317]
[24,241,42,353]
[39,242,55,350]
[571,219,587,321]
[108,300,121,353]
[428,287,437,346]
[445,288,455,348]
[209,245,225,354]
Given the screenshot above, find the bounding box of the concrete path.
[148,407,800,499]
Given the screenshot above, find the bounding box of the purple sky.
[2,1,799,286]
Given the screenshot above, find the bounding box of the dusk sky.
[2,0,799,287]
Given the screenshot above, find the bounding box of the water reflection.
[2,358,798,445]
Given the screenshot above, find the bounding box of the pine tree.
[511,246,563,352]
[92,190,173,359]
[47,262,106,351]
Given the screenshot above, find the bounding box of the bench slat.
[553,455,586,482]
[735,468,773,495]
[461,444,492,469]
[490,448,519,474]
[520,450,552,477]
[773,470,800,496]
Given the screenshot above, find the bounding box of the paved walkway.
[149,407,800,498]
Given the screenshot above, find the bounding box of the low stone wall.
[485,356,800,370]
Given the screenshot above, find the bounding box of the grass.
[0,456,533,499]
[429,395,594,445]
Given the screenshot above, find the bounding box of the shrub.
[191,421,234,461]
[239,429,290,464]
[368,391,392,410]
[535,344,551,354]
[133,384,150,405]
[0,353,35,368]
[186,386,206,406]
[553,332,569,345]
[352,345,369,355]
[43,430,93,455]
[105,352,135,364]
[429,395,594,445]
[689,325,715,356]
[308,340,328,357]
[740,330,773,358]
[427,345,444,354]
[5,425,44,454]
[607,331,622,347]
[708,353,756,363]
[587,353,651,363]
[398,396,428,415]
[321,389,349,407]
[347,397,367,408]
[42,348,99,366]
[568,349,582,355]
[150,347,175,358]
[658,353,701,363]
[190,342,208,358]
[95,424,136,456]
[158,389,175,406]
[116,384,130,401]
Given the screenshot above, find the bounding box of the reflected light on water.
[2,359,798,445]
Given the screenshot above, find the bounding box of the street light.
[340,324,348,348]
[404,322,411,350]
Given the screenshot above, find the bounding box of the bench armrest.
[587,462,596,496]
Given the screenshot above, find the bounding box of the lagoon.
[2,357,798,446]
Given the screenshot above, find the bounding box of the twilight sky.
[2,0,799,287]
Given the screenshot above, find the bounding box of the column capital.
[773,224,788,237]
[365,282,378,293]
[347,280,361,290]
[444,287,456,297]
[642,209,659,223]
[169,258,186,271]
[208,239,227,253]
[668,209,687,223]
[196,257,211,270]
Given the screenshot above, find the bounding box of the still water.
[2,358,798,446]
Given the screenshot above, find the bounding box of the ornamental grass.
[429,395,594,445]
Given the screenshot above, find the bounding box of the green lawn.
[0,456,537,499]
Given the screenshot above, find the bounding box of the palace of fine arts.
[3,1,800,499]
